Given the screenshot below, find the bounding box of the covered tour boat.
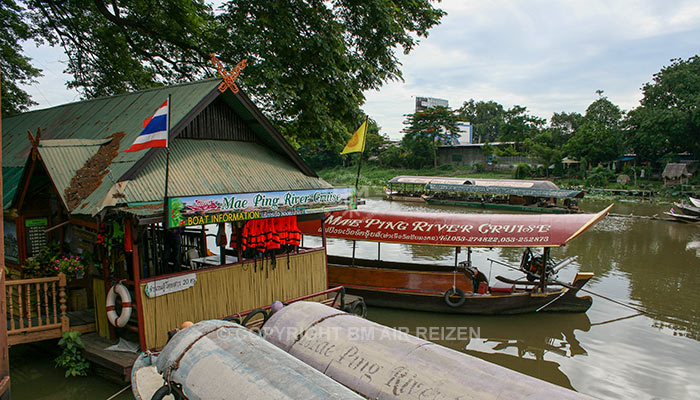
[300,206,612,314]
[384,175,584,213]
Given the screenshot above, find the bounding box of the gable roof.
[3,78,322,214]
[662,163,691,179]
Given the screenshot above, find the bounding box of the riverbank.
[318,165,698,201]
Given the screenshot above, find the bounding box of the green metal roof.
[122,139,331,205]
[426,183,585,198]
[2,167,24,208]
[36,138,111,211]
[2,78,320,215]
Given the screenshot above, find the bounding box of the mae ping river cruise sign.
[168,187,356,228]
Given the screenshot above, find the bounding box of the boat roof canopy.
[299,205,612,248]
[387,176,559,190]
[427,183,584,198]
[388,176,470,185]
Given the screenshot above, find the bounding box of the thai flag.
[123,99,169,152]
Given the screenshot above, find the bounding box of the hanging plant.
[54,256,86,279]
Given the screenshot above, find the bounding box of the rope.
[105,384,130,400]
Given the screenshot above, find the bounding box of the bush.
[513,163,533,179]
[585,166,616,187]
[472,162,485,173]
[55,331,90,377]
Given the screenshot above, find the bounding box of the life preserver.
[443,287,466,308]
[106,282,132,327]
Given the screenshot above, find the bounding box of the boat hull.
[675,202,700,217]
[328,257,593,315]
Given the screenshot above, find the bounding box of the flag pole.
[353,118,368,193]
[162,94,172,229]
[161,94,172,276]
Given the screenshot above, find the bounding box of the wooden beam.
[129,219,148,351]
[0,81,11,398]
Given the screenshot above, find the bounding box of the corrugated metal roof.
[2,79,222,214]
[36,139,109,210]
[426,183,584,198]
[121,139,331,204]
[3,78,324,216]
[2,79,221,168]
[2,166,24,208]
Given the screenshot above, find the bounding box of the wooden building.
[2,78,354,350]
[662,163,692,186]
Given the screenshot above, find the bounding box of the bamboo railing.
[5,273,69,345]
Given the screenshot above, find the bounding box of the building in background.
[415,96,449,112]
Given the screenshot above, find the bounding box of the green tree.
[401,106,459,169]
[627,56,700,161]
[550,111,583,137]
[1,0,42,115]
[25,0,446,147]
[565,95,625,166]
[498,105,546,144]
[458,99,505,143]
[522,129,562,177]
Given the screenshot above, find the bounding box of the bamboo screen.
[140,250,327,349]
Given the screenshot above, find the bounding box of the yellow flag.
[341,120,368,154]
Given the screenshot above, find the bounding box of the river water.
[324,197,700,400]
[9,197,700,399]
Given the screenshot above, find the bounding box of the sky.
[18,0,700,140]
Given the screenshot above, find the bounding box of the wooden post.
[58,273,69,332]
[129,220,147,351]
[540,248,550,293]
[101,223,116,340]
[0,75,11,400]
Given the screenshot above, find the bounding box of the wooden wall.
[139,249,327,349]
[178,98,257,142]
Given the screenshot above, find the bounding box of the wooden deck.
[82,333,139,383]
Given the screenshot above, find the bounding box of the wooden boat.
[300,206,612,314]
[664,208,700,223]
[690,196,700,208]
[425,180,584,214]
[384,176,470,202]
[674,202,700,217]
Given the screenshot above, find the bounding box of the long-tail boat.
[299,206,612,314]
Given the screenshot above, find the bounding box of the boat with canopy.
[383,176,584,213]
[300,205,612,314]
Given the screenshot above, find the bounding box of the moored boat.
[425,180,584,213]
[300,206,612,315]
[690,196,700,208]
[674,202,700,217]
[664,208,700,223]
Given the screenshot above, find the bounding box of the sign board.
[144,273,197,298]
[25,217,49,257]
[168,187,356,228]
[4,220,19,263]
[298,207,611,248]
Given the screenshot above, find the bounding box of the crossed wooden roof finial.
[27,127,42,161]
[210,53,247,94]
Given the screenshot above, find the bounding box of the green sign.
[168,187,356,228]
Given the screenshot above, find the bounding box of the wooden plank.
[81,333,138,380]
[8,326,62,346]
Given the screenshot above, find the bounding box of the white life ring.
[106,282,132,328]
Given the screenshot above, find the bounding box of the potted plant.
[54,256,86,279]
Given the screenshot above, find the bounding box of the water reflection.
[367,308,591,390]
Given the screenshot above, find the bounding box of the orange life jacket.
[287,216,301,246]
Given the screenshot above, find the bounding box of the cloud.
[363,0,700,138]
[13,0,700,141]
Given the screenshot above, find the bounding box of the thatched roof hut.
[662,163,692,185]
